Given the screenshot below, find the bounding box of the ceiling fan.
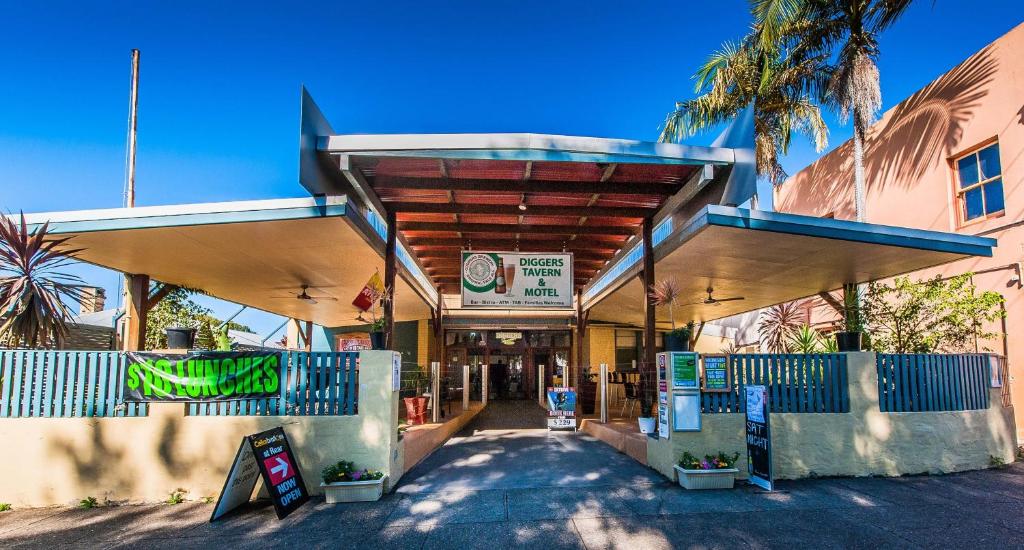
[688,287,745,306]
[272,285,338,305]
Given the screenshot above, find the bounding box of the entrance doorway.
[444,329,572,403]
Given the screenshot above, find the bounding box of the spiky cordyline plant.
[0,214,86,348]
[758,301,806,353]
[648,278,683,330]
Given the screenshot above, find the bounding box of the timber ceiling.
[352,156,700,294]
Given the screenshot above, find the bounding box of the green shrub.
[0,503,12,512]
[79,496,98,509]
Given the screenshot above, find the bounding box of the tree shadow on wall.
[785,46,998,219]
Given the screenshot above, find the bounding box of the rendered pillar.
[462,364,470,410]
[431,361,441,423]
[599,363,609,423]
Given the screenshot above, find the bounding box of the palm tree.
[0,214,86,348]
[660,29,829,185]
[753,0,914,220]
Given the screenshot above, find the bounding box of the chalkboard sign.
[211,427,310,521]
[701,354,731,393]
[671,352,699,389]
[745,385,773,491]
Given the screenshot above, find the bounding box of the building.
[775,23,1024,438]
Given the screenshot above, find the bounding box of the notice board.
[211,427,310,521]
[701,354,731,393]
[745,385,773,491]
[671,352,699,389]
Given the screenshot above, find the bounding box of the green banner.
[123,351,282,402]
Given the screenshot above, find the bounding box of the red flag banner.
[352,272,384,311]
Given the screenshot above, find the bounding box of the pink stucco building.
[776,22,1024,438]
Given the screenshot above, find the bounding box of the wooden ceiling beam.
[387,201,651,218]
[373,176,679,196]
[398,221,637,236]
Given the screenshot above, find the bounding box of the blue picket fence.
[0,351,147,417]
[876,354,990,412]
[187,351,359,416]
[701,354,849,414]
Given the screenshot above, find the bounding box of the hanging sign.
[701,354,731,393]
[461,251,573,308]
[671,352,699,389]
[546,387,576,429]
[210,427,310,521]
[745,385,774,491]
[123,351,282,402]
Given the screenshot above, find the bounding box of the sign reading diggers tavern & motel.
[123,351,282,402]
[461,251,573,308]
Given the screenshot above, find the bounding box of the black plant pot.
[663,333,691,352]
[370,331,387,350]
[835,331,863,352]
[165,327,196,350]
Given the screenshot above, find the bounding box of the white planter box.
[320,477,386,503]
[673,466,737,490]
[638,417,656,434]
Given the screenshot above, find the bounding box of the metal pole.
[462,364,470,410]
[599,363,608,423]
[431,361,441,423]
[481,363,489,406]
[124,49,140,209]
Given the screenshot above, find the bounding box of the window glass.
[983,178,1005,214]
[964,187,984,221]
[958,154,979,187]
[978,144,1001,180]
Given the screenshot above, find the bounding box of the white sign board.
[461,251,573,308]
[210,438,261,521]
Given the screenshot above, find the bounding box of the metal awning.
[585,205,996,326]
[21,197,434,326]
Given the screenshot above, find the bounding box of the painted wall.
[0,351,403,508]
[775,23,1024,439]
[647,353,1017,481]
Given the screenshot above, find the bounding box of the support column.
[432,300,443,371]
[575,289,589,390]
[383,210,397,350]
[303,320,313,352]
[642,217,655,368]
[123,274,149,351]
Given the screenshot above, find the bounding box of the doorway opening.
[444,329,572,404]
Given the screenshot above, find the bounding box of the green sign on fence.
[123,351,283,402]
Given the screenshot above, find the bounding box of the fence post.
[462,364,470,410]
[537,364,545,407]
[430,361,441,423]
[599,363,608,423]
[481,363,489,406]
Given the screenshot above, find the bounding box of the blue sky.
[1,1,1022,336]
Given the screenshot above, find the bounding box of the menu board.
[671,352,699,389]
[745,385,774,491]
[701,354,731,393]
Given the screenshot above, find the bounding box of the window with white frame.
[955,142,1004,223]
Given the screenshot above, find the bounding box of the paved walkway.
[3,403,1024,548]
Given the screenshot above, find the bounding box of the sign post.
[211,427,310,522]
[462,364,470,410]
[745,385,774,491]
[546,386,576,430]
[599,363,608,424]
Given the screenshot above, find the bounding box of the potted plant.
[835,283,863,352]
[357,287,391,350]
[320,460,386,503]
[369,317,386,350]
[673,451,740,490]
[402,370,430,425]
[649,279,692,351]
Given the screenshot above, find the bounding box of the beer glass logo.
[463,253,497,292]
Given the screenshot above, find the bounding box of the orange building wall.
[776,23,1024,439]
